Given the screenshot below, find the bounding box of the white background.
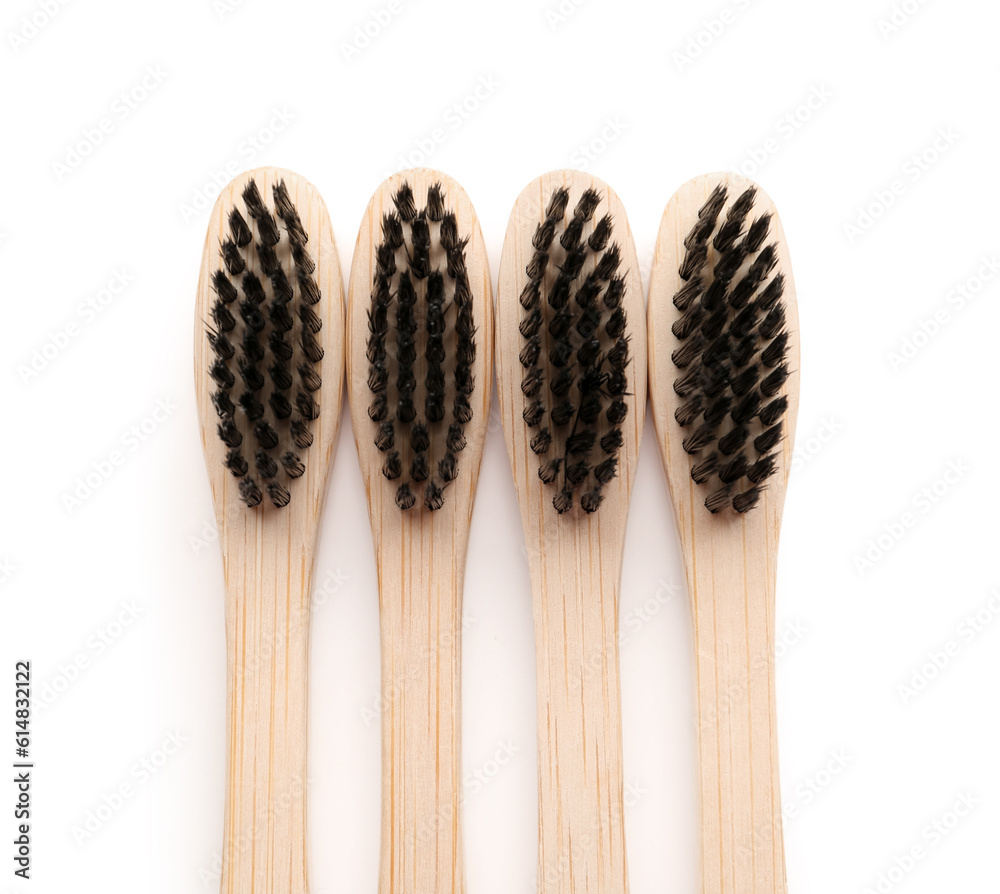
[1,0,998,892]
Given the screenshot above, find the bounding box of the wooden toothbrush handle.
[378,571,465,894]
[534,574,628,894]
[221,560,312,894]
[690,541,786,894]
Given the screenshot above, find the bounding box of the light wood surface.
[496,170,647,894]
[346,169,493,894]
[647,172,800,894]
[194,167,345,894]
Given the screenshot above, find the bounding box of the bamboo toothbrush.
[647,172,799,894]
[194,167,344,894]
[496,171,646,894]
[346,169,493,894]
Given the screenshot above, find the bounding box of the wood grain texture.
[496,171,646,894]
[194,167,345,894]
[647,172,800,894]
[346,169,493,894]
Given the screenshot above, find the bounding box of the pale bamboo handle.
[222,577,311,894]
[691,567,786,894]
[534,580,628,894]
[379,577,465,894]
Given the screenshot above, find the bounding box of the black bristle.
[239,477,262,507]
[383,213,404,249]
[396,483,415,510]
[218,416,242,448]
[427,183,446,221]
[257,241,279,276]
[553,490,573,514]
[393,183,416,221]
[668,181,791,513]
[411,453,428,482]
[238,392,264,421]
[439,452,458,482]
[224,448,248,477]
[272,182,307,248]
[733,487,761,513]
[210,358,234,389]
[253,420,278,450]
[383,451,402,480]
[281,452,305,478]
[364,180,476,512]
[269,393,292,420]
[530,429,552,455]
[229,209,252,247]
[760,365,789,398]
[691,453,718,484]
[255,450,278,479]
[266,482,291,508]
[424,482,444,511]
[213,271,238,304]
[754,423,783,454]
[719,454,749,484]
[551,401,575,426]
[291,419,313,449]
[705,487,731,513]
[747,454,777,485]
[241,180,279,246]
[375,423,394,452]
[594,457,617,484]
[212,389,236,418]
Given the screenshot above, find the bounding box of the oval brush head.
[362,179,479,511]
[515,182,635,514]
[202,174,329,509]
[657,176,798,514]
